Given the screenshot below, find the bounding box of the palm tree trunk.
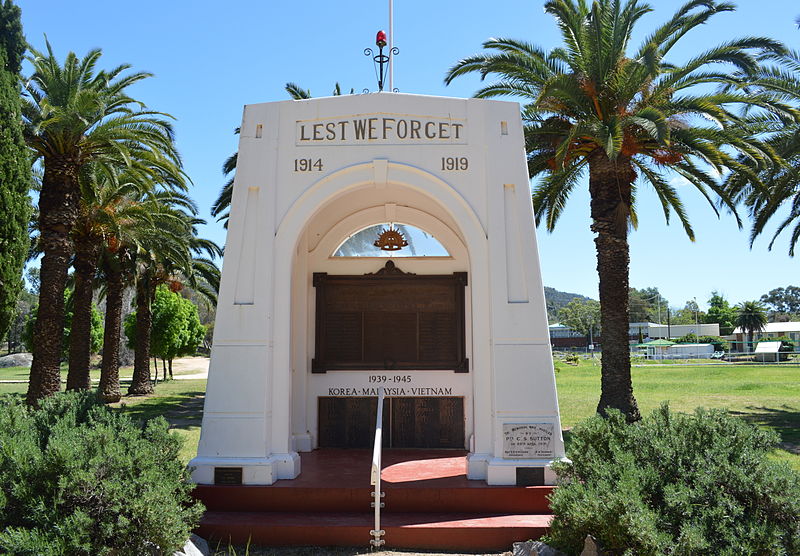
[128,279,154,395]
[99,262,124,402]
[27,162,80,405]
[589,152,641,422]
[66,241,100,390]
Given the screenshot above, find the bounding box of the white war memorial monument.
[189,82,566,486]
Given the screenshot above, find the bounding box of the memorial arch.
[279,165,483,454]
[191,93,565,486]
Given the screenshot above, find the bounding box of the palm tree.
[724,53,800,256]
[127,209,220,396]
[22,41,181,404]
[445,0,793,420]
[95,190,199,401]
[66,160,187,391]
[211,83,353,228]
[735,300,767,352]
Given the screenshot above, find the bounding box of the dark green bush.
[0,391,204,555]
[773,336,796,361]
[697,335,728,352]
[545,405,800,556]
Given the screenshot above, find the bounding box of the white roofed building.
[731,322,800,352]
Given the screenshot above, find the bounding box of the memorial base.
[190,453,301,485]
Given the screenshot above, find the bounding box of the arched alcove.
[274,161,488,455]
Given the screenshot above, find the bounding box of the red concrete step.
[193,483,553,514]
[198,511,552,551]
[193,485,371,512]
[384,484,553,513]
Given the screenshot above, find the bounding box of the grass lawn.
[555,357,800,470]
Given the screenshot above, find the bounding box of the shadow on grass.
[729,405,800,448]
[119,391,205,431]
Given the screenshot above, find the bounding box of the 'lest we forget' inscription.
[502,423,555,459]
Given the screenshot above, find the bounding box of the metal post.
[389,0,394,91]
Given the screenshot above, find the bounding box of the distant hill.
[544,286,594,323]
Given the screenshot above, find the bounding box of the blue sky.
[17,1,800,311]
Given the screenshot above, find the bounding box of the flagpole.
[389,0,394,91]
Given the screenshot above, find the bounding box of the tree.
[629,287,667,323]
[95,187,193,402]
[126,210,220,396]
[124,285,204,380]
[66,161,185,391]
[759,285,800,319]
[445,0,790,420]
[4,284,35,354]
[0,0,31,343]
[22,41,182,404]
[735,300,767,352]
[558,298,601,348]
[724,52,800,257]
[670,299,705,325]
[704,291,737,335]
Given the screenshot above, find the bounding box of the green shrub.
[697,335,728,352]
[0,391,204,555]
[674,332,698,344]
[773,336,795,361]
[564,353,580,364]
[545,405,800,556]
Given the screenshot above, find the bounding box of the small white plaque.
[502,423,555,459]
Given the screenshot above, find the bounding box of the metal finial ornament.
[364,30,399,92]
[374,226,408,251]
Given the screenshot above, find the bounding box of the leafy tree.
[22,41,182,404]
[558,298,601,347]
[735,300,768,352]
[670,299,706,325]
[4,284,35,354]
[760,285,800,319]
[629,287,667,323]
[124,285,204,380]
[705,291,737,335]
[24,265,39,294]
[445,0,790,420]
[0,0,31,342]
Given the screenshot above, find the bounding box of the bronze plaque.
[313,262,467,372]
[214,467,243,485]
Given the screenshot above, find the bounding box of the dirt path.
[169,356,209,379]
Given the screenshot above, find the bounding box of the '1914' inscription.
[296,114,466,146]
[502,423,555,459]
